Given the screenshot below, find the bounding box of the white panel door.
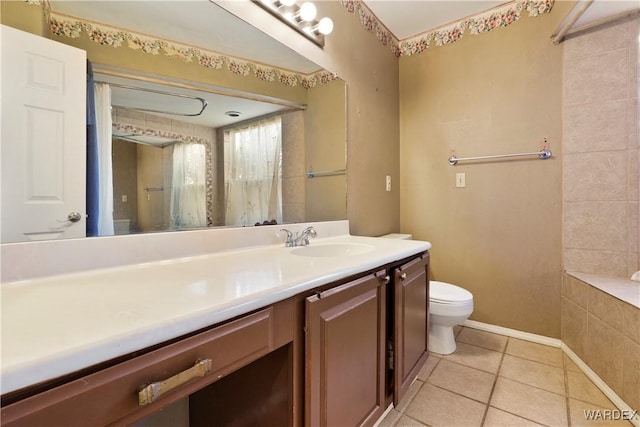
[1,25,86,243]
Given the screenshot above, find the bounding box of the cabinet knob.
[399,272,407,280]
[382,275,390,284]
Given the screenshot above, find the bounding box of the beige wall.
[562,16,639,278]
[399,13,564,337]
[305,78,347,222]
[136,144,166,232]
[225,1,402,236]
[112,139,139,230]
[562,273,640,412]
[317,2,400,236]
[282,110,307,224]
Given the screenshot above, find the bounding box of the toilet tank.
[379,233,413,240]
[114,219,131,235]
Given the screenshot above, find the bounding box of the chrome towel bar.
[307,169,346,178]
[448,148,551,166]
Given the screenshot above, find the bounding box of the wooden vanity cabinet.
[392,253,429,406]
[304,270,388,427]
[2,251,429,427]
[0,299,295,427]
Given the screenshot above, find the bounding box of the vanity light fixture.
[253,0,333,47]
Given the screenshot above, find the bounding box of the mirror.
[1,1,346,242]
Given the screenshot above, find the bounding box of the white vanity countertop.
[1,234,431,395]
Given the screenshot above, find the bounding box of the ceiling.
[363,1,506,40]
[362,0,640,41]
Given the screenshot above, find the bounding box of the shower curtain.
[94,82,114,236]
[170,143,207,229]
[224,116,282,226]
[86,61,99,237]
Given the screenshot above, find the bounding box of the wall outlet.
[121,195,128,203]
[385,176,391,192]
[456,173,466,188]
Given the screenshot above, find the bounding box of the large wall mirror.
[1,0,346,243]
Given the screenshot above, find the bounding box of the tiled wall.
[562,273,640,412]
[562,16,639,277]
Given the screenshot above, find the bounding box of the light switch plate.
[456,173,466,188]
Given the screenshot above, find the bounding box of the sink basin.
[290,243,375,258]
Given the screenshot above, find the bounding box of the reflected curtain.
[224,116,282,226]
[94,82,114,236]
[170,143,207,229]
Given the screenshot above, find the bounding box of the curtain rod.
[95,81,208,117]
[92,65,307,111]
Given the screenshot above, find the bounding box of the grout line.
[563,351,573,426]
[460,322,639,427]
[480,336,507,427]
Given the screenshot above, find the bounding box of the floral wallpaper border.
[31,3,338,89]
[339,0,555,57]
[112,123,211,146]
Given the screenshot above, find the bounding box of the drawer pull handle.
[138,359,212,406]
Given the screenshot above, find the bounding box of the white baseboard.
[461,319,562,348]
[461,320,639,427]
[562,344,639,427]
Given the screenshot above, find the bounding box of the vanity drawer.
[1,299,294,426]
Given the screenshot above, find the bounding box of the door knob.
[66,212,82,223]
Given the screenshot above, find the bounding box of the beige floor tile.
[457,328,508,352]
[483,407,544,426]
[567,370,615,408]
[443,342,503,374]
[564,353,582,372]
[395,379,424,413]
[568,398,634,427]
[394,415,428,426]
[490,377,568,426]
[378,409,401,427]
[428,359,496,403]
[499,354,565,395]
[505,338,563,367]
[405,383,486,427]
[416,354,440,381]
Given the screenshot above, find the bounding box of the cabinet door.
[394,253,429,405]
[305,271,387,427]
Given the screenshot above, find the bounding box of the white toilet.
[429,281,474,355]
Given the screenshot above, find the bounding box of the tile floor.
[379,326,633,427]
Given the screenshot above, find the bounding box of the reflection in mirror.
[104,75,298,234]
[0,0,347,243]
[98,70,345,235]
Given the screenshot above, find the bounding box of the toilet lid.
[430,281,473,303]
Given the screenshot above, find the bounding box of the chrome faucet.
[281,226,317,247]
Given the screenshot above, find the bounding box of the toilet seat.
[430,281,473,304]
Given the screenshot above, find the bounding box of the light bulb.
[279,0,296,6]
[299,2,317,22]
[317,17,333,35]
